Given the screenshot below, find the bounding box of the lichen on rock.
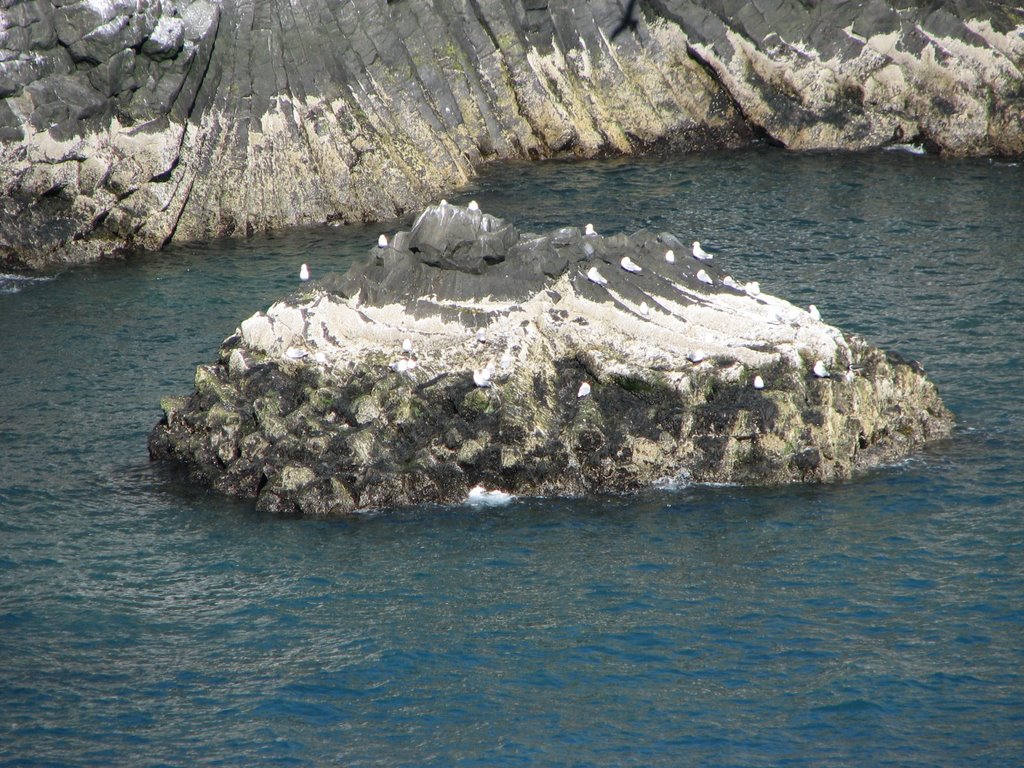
[148,203,954,516]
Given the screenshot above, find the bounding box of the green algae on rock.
[148,203,953,515]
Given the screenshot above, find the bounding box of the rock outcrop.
[3,0,1022,271]
[148,204,954,516]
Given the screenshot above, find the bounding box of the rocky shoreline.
[148,204,954,516]
[2,0,1022,271]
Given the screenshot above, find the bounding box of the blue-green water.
[1,149,1022,766]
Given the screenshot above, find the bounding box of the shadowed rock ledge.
[2,0,1022,271]
[148,203,954,515]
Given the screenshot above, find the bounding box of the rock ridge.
[3,0,1021,271]
[148,203,954,516]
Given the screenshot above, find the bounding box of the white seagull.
[753,375,765,390]
[813,360,830,378]
[390,359,412,374]
[808,304,821,321]
[285,346,307,359]
[402,338,413,353]
[299,263,310,281]
[639,301,650,317]
[722,275,740,289]
[687,350,705,363]
[468,200,480,212]
[692,241,714,260]
[476,328,487,344]
[696,269,713,285]
[577,381,591,398]
[586,266,608,286]
[584,223,596,236]
[377,234,388,248]
[439,199,448,206]
[473,360,495,388]
[665,249,676,263]
[620,256,642,273]
[745,281,761,296]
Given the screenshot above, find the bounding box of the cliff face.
[2,0,1021,270]
[148,204,954,516]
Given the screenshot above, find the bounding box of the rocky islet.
[148,203,954,515]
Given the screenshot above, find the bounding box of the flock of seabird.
[296,201,839,400]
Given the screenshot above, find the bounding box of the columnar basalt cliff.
[148,204,954,516]
[2,0,1022,270]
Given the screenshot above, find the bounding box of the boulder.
[148,204,954,516]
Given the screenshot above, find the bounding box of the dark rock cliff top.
[149,204,954,516]
[3,0,1022,271]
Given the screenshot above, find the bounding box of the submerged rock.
[149,204,953,516]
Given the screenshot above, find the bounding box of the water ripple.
[1,149,1023,766]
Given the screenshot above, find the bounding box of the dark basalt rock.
[149,204,954,516]
[2,0,1021,271]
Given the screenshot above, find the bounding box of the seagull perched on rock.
[299,263,310,281]
[584,223,596,236]
[746,281,761,296]
[722,275,740,290]
[402,338,413,353]
[692,241,714,260]
[808,304,821,321]
[476,329,487,344]
[473,360,495,388]
[639,301,650,317]
[377,234,388,248]
[813,360,830,378]
[285,346,307,359]
[586,266,608,285]
[753,375,765,390]
[577,381,591,398]
[696,269,713,285]
[620,256,642,273]
[664,249,675,263]
[468,200,480,212]
[687,350,705,363]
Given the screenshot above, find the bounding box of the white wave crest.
[466,485,515,505]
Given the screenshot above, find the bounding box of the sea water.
[1,149,1022,766]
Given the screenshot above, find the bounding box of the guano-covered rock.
[148,203,954,516]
